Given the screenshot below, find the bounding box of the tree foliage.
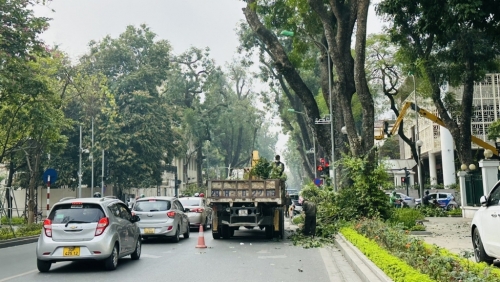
[377,0,500,166]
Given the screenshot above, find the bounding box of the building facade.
[400,73,500,188]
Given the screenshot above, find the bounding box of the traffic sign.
[314,178,323,186]
[43,168,58,184]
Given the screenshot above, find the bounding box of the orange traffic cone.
[195,225,207,248]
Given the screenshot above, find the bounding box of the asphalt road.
[0,226,361,282]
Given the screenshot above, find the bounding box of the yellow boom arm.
[390,102,499,156]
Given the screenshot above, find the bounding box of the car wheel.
[172,226,180,243]
[130,238,141,260]
[183,223,190,239]
[104,244,119,270]
[415,204,421,209]
[37,259,52,273]
[473,228,494,264]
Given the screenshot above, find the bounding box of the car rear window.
[179,199,201,206]
[133,200,171,211]
[49,203,105,224]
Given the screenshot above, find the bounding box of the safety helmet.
[140,194,145,198]
[425,190,430,195]
[93,192,101,198]
[194,193,200,197]
[199,193,204,198]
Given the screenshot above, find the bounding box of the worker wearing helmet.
[93,192,101,198]
[194,193,200,197]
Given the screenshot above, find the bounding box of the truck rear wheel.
[265,226,274,239]
[222,225,231,239]
[212,229,221,239]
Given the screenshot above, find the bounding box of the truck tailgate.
[207,179,283,204]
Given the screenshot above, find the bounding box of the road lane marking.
[257,255,287,259]
[0,269,38,282]
[141,254,161,258]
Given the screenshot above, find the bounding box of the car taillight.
[167,211,176,218]
[95,217,109,236]
[190,208,204,213]
[43,219,52,237]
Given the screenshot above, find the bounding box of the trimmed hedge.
[341,227,435,282]
[352,219,500,281]
[0,223,42,240]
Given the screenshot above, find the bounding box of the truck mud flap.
[274,209,280,231]
[212,211,218,232]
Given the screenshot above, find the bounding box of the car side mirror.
[480,196,487,206]
[131,215,140,223]
[184,208,190,213]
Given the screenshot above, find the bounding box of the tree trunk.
[27,149,41,224]
[310,0,376,158]
[196,143,203,188]
[243,1,331,153]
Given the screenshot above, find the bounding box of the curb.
[334,233,392,282]
[0,235,39,249]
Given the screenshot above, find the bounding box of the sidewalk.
[417,217,474,258]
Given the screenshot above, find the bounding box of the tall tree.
[80,25,180,198]
[377,0,500,166]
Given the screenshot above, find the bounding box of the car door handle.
[491,214,498,218]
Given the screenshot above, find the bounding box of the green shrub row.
[340,227,435,282]
[0,223,42,240]
[1,216,26,225]
[352,219,500,281]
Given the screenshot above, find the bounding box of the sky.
[33,1,386,157]
[34,0,385,66]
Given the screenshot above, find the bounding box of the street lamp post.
[281,30,335,189]
[411,73,424,198]
[287,109,317,178]
[78,125,90,198]
[91,118,94,196]
[416,139,424,198]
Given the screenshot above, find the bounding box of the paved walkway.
[417,217,474,259]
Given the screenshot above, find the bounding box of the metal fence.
[465,173,483,206]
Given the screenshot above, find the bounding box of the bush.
[1,216,25,225]
[352,219,500,281]
[0,223,42,240]
[389,209,425,230]
[335,155,392,221]
[446,208,462,216]
[420,206,448,217]
[292,215,304,225]
[341,227,434,282]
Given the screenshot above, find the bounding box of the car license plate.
[144,228,155,234]
[238,209,248,216]
[63,246,80,257]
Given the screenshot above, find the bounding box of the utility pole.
[101,149,105,196]
[91,117,94,195]
[78,125,82,198]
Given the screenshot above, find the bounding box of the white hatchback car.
[471,181,500,264]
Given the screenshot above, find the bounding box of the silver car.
[132,197,190,242]
[36,197,142,272]
[179,197,212,230]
